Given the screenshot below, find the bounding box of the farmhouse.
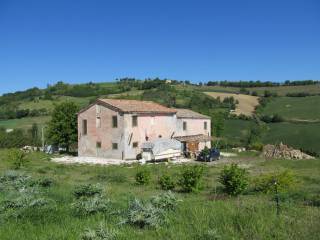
[78,99,211,160]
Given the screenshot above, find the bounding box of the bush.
[150,191,179,211]
[218,164,249,196]
[8,149,29,169]
[249,142,264,151]
[71,196,111,216]
[81,223,118,240]
[74,184,103,199]
[159,174,175,190]
[178,165,205,192]
[135,169,151,185]
[194,229,221,240]
[36,177,54,188]
[124,198,165,228]
[253,170,297,193]
[0,172,56,219]
[123,192,180,229]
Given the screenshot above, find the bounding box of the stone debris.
[263,143,314,160]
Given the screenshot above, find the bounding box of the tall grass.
[0,149,319,239]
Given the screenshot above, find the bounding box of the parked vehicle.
[197,148,220,162]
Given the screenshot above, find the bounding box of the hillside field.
[0,150,319,239]
[0,116,50,130]
[260,96,320,121]
[194,84,320,96]
[205,92,259,116]
[262,122,320,155]
[19,96,92,111]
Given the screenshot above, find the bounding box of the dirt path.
[204,92,259,116]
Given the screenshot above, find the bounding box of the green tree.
[28,123,40,146]
[213,113,225,137]
[47,102,79,153]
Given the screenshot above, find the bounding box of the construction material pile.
[263,143,314,160]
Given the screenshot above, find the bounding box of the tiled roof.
[98,99,177,114]
[175,108,210,119]
[174,134,212,142]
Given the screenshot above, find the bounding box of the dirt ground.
[204,92,259,116]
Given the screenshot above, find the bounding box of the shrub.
[178,165,205,192]
[74,184,103,199]
[36,177,54,188]
[123,192,180,229]
[81,223,118,240]
[151,191,179,211]
[135,169,151,185]
[249,142,264,151]
[159,174,175,190]
[194,229,221,240]
[124,198,165,228]
[254,170,297,193]
[7,149,29,169]
[71,195,111,216]
[218,164,249,196]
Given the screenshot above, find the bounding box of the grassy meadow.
[260,96,320,121]
[193,84,320,96]
[0,150,319,239]
[19,96,92,111]
[262,122,320,155]
[0,116,50,130]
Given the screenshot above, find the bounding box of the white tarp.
[141,139,182,155]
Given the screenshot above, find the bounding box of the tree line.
[206,80,319,88]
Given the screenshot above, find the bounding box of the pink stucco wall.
[123,113,177,159]
[78,104,177,159]
[176,118,211,150]
[78,104,125,159]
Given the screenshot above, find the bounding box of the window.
[204,121,207,130]
[82,119,87,135]
[112,116,118,128]
[132,116,138,127]
[132,142,138,148]
[183,121,187,131]
[96,142,101,148]
[96,117,101,128]
[96,105,101,114]
[112,143,118,150]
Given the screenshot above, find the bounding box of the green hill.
[259,96,320,121]
[1,79,320,156]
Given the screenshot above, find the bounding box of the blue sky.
[0,0,319,94]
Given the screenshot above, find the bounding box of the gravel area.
[51,156,191,166]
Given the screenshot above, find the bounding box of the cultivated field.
[205,92,259,116]
[0,150,319,239]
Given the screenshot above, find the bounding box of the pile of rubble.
[263,143,314,160]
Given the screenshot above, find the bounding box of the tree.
[47,102,79,153]
[213,113,225,137]
[29,123,40,146]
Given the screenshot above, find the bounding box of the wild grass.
[0,150,319,239]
